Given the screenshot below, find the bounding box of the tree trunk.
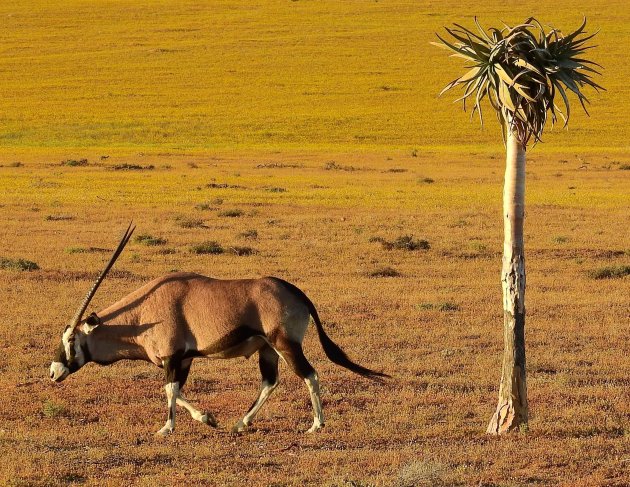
[486,126,529,435]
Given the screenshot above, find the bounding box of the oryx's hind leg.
[274,337,324,433]
[176,359,217,428]
[232,345,280,433]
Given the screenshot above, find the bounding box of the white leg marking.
[156,382,179,436]
[232,380,279,433]
[304,372,324,433]
[177,395,217,427]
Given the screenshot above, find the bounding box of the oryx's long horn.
[70,222,136,327]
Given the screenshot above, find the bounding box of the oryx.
[50,224,387,435]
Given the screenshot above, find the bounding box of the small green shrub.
[553,236,569,244]
[177,218,205,228]
[619,164,630,170]
[60,159,88,167]
[45,215,74,221]
[239,229,258,240]
[42,400,65,418]
[65,246,108,254]
[218,209,244,218]
[229,246,256,256]
[0,257,39,271]
[194,202,217,211]
[588,265,630,279]
[5,256,38,270]
[368,266,401,278]
[112,163,154,170]
[190,241,224,254]
[390,235,430,251]
[135,234,167,246]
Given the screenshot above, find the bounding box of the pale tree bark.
[487,125,529,434]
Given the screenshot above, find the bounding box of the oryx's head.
[50,223,135,382]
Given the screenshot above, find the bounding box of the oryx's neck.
[86,302,149,364]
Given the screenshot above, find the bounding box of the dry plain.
[0,1,629,486]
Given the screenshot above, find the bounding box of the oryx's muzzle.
[50,361,70,382]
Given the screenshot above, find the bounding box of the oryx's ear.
[82,312,102,334]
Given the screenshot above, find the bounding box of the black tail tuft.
[272,278,390,381]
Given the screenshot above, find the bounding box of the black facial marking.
[86,312,101,327]
[53,342,68,366]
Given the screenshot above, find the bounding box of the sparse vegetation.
[0,3,626,486]
[0,257,39,271]
[218,209,244,218]
[177,218,205,228]
[190,241,224,254]
[588,265,630,279]
[45,215,74,221]
[368,266,401,277]
[239,229,258,240]
[60,159,88,167]
[135,234,167,246]
[112,163,155,170]
[371,235,430,251]
[65,246,108,254]
[42,400,66,418]
[228,246,256,256]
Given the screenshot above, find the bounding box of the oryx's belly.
[202,335,268,360]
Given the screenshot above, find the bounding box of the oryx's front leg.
[157,356,181,436]
[157,380,179,436]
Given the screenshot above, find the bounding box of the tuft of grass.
[112,163,154,170]
[438,302,460,312]
[65,246,108,254]
[228,246,256,256]
[0,257,40,271]
[368,266,400,278]
[177,217,205,228]
[194,202,218,211]
[8,161,24,167]
[135,234,167,246]
[218,209,244,218]
[396,460,446,487]
[390,235,430,251]
[553,236,569,244]
[619,164,630,170]
[417,177,435,184]
[263,186,287,193]
[372,235,430,251]
[42,400,66,418]
[45,214,74,221]
[239,229,258,240]
[385,168,407,173]
[157,248,177,255]
[190,241,224,255]
[415,302,460,312]
[325,161,357,171]
[588,265,630,279]
[60,158,88,167]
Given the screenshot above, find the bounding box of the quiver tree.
[433,18,602,434]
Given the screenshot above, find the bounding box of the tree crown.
[433,18,603,145]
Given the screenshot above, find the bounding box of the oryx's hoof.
[201,413,218,428]
[231,420,249,433]
[156,425,174,436]
[306,422,324,434]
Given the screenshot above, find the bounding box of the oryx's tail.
[273,278,390,381]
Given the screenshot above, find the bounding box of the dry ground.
[0,0,629,485]
[0,151,628,486]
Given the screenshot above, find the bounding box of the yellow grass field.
[0,1,629,486]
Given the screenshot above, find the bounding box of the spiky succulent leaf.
[434,17,603,145]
